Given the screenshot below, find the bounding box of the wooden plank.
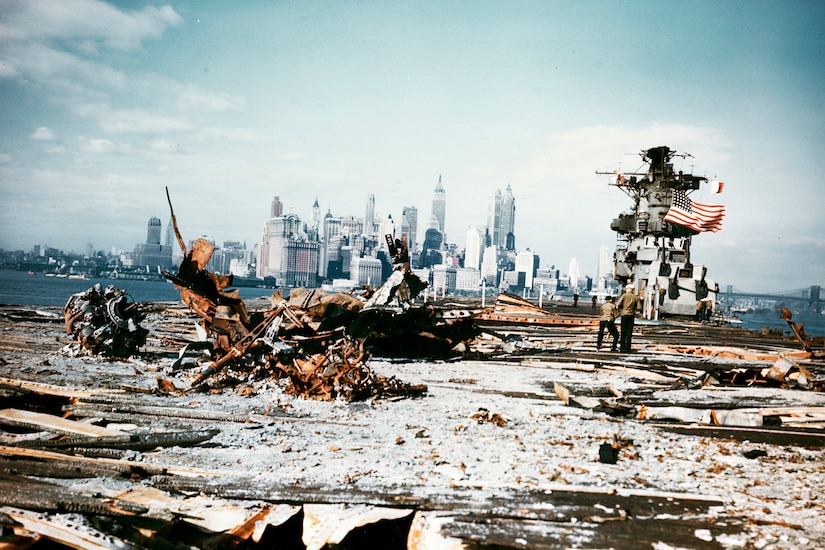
[437,513,747,550]
[3,507,142,550]
[0,409,125,437]
[0,445,230,478]
[649,423,825,447]
[759,407,825,417]
[0,377,125,398]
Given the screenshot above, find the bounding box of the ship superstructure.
[605,146,725,318]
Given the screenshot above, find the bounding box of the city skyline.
[1,1,823,293]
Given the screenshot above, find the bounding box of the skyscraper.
[401,206,418,252]
[487,185,516,251]
[364,193,376,238]
[596,244,611,290]
[378,214,395,244]
[310,198,320,239]
[271,196,283,218]
[257,214,304,282]
[431,175,446,234]
[515,249,535,289]
[568,257,581,290]
[502,184,516,250]
[319,214,342,279]
[133,216,172,269]
[146,217,162,245]
[464,226,482,270]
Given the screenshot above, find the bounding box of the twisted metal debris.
[160,188,430,400]
[63,283,148,357]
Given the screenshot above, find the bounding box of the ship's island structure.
[604,146,727,319]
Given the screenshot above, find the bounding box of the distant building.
[431,175,446,234]
[309,198,321,241]
[487,185,516,251]
[401,206,418,252]
[515,249,536,289]
[364,194,376,238]
[420,227,443,268]
[464,226,483,270]
[132,217,173,270]
[378,214,395,245]
[455,267,481,292]
[568,257,581,290]
[285,240,319,288]
[271,196,283,218]
[432,264,456,293]
[258,213,307,284]
[596,244,612,290]
[351,256,382,287]
[146,217,161,245]
[480,246,498,285]
[534,267,559,295]
[320,214,342,279]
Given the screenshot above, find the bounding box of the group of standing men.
[596,284,641,353]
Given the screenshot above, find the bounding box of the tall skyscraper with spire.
[309,198,321,240]
[431,175,446,234]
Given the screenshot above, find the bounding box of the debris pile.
[159,190,434,400]
[62,283,148,357]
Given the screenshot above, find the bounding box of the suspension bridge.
[719,285,822,312]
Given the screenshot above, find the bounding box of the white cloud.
[5,41,126,93]
[2,1,183,52]
[80,137,131,154]
[177,88,247,113]
[100,110,190,134]
[32,127,56,141]
[0,1,179,98]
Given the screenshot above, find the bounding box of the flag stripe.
[664,190,726,233]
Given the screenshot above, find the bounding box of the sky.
[1,0,823,294]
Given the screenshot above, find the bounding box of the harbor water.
[1,269,823,337]
[0,269,276,307]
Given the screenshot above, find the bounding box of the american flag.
[664,189,726,233]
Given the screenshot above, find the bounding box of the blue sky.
[1,0,823,293]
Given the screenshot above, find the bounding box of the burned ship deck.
[1,300,824,549]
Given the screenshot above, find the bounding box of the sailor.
[616,284,641,353]
[704,299,713,322]
[596,296,619,352]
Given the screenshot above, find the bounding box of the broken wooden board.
[1,507,139,550]
[0,376,126,399]
[0,408,125,438]
[648,423,825,447]
[0,445,231,478]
